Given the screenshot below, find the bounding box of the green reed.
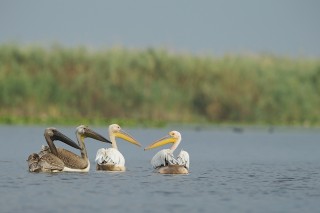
[0,44,319,126]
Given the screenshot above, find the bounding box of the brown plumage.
[27,126,110,173]
[157,165,188,174]
[27,128,81,173]
[96,163,124,171]
[56,148,88,169]
[27,153,65,172]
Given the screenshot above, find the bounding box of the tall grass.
[0,44,319,126]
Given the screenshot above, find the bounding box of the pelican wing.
[95,148,125,166]
[95,148,107,164]
[38,145,51,157]
[151,149,177,169]
[56,148,88,169]
[176,149,190,169]
[40,153,65,171]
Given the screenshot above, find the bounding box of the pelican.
[52,125,111,172]
[27,152,65,173]
[144,130,190,174]
[27,125,111,173]
[27,128,82,172]
[95,124,141,171]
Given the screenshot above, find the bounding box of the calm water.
[0,125,320,213]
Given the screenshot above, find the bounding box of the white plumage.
[151,149,189,169]
[95,124,141,171]
[145,130,190,174]
[95,148,125,167]
[177,149,190,169]
[151,149,176,168]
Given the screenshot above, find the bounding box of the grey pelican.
[95,124,141,171]
[144,130,190,174]
[53,125,111,172]
[27,126,111,173]
[27,152,64,172]
[27,128,82,172]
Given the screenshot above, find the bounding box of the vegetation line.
[0,44,319,127]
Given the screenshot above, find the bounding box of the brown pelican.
[144,130,190,174]
[27,128,82,172]
[95,124,141,171]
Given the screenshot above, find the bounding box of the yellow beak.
[144,135,177,151]
[114,130,141,147]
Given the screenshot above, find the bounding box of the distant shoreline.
[1,44,320,127]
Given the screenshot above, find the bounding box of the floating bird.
[27,126,111,173]
[54,125,111,172]
[27,128,81,172]
[27,152,65,172]
[95,124,141,171]
[144,130,190,174]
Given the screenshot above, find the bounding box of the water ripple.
[2,127,320,213]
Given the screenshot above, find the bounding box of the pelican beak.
[114,130,141,147]
[52,129,81,150]
[84,128,112,144]
[144,134,177,151]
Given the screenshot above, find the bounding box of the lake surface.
[0,125,320,213]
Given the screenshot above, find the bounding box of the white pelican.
[144,130,190,174]
[95,124,141,171]
[27,126,111,173]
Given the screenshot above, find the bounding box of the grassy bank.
[0,44,319,127]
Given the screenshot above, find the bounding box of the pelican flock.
[27,128,81,172]
[27,125,110,172]
[144,130,190,174]
[95,124,141,171]
[27,125,190,174]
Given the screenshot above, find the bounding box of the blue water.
[1,125,320,213]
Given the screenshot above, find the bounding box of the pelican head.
[144,130,181,151]
[44,127,81,150]
[27,153,41,172]
[27,153,40,164]
[109,124,141,147]
[76,125,112,144]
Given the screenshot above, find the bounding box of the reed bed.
[0,44,319,126]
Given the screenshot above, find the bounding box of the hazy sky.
[1,0,319,56]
